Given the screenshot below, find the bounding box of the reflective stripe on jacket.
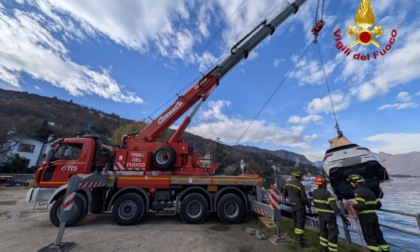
[312,186,341,215]
[353,185,380,214]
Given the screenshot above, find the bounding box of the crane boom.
[134,0,308,144]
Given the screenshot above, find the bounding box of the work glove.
[340,215,351,226]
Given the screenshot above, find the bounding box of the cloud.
[0,4,143,104]
[364,133,420,154]
[349,25,420,101]
[288,114,322,125]
[378,91,418,110]
[186,100,319,148]
[306,92,351,115]
[2,1,307,99]
[378,103,417,111]
[289,56,337,86]
[273,58,284,68]
[396,92,411,102]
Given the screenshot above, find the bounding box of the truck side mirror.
[46,149,54,164]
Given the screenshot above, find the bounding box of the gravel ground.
[0,186,290,252]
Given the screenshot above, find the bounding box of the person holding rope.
[284,171,311,248]
[347,174,390,252]
[313,176,351,252]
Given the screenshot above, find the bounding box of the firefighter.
[313,176,351,252]
[347,174,390,252]
[284,171,311,248]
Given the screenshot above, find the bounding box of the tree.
[213,137,226,167]
[36,120,54,140]
[0,153,29,173]
[111,121,147,145]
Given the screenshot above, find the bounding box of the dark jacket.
[312,186,341,215]
[353,185,381,214]
[284,179,310,209]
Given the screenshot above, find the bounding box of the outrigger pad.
[269,234,291,245]
[38,242,77,252]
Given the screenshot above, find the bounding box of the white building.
[198,151,212,168]
[0,136,47,168]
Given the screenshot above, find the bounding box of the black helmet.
[347,174,364,184]
[291,171,302,179]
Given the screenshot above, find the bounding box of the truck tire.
[152,146,176,170]
[90,205,103,214]
[112,193,145,226]
[217,193,245,224]
[180,193,208,224]
[49,193,87,227]
[76,194,89,224]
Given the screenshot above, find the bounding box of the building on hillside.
[0,134,56,169]
[198,151,212,168]
[0,136,46,168]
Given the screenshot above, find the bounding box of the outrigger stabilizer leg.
[38,176,81,252]
[269,180,289,245]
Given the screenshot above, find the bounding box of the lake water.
[338,177,420,252]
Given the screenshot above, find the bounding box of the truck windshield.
[52,143,83,161]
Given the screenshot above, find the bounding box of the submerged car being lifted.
[323,134,389,200]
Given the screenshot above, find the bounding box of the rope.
[315,42,341,135]
[234,40,314,145]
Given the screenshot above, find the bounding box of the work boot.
[298,241,307,248]
[319,245,328,252]
[296,234,306,248]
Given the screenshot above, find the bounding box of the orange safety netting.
[343,200,358,220]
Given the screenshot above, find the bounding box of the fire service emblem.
[347,0,383,48]
[333,0,397,61]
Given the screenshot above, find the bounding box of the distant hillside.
[0,88,132,141]
[313,161,323,168]
[233,145,314,166]
[378,151,420,176]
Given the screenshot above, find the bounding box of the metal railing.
[339,207,420,252]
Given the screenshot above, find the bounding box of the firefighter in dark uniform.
[348,174,390,252]
[284,171,311,247]
[313,176,351,252]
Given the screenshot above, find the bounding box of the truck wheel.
[217,193,245,224]
[49,193,87,227]
[76,194,88,224]
[152,146,176,170]
[180,193,208,224]
[112,193,145,226]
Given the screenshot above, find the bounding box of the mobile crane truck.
[27,0,309,227]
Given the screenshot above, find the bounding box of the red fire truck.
[27,0,308,227]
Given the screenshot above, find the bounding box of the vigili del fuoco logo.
[333,0,397,61]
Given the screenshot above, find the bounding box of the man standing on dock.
[347,174,390,252]
[284,171,311,248]
[313,176,351,252]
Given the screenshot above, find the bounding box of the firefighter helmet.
[291,171,302,179]
[314,176,326,186]
[347,174,364,184]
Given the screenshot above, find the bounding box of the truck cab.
[27,135,113,203]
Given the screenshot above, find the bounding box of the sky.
[1,0,419,162]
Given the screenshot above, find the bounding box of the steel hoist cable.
[234,39,314,145]
[315,42,342,136]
